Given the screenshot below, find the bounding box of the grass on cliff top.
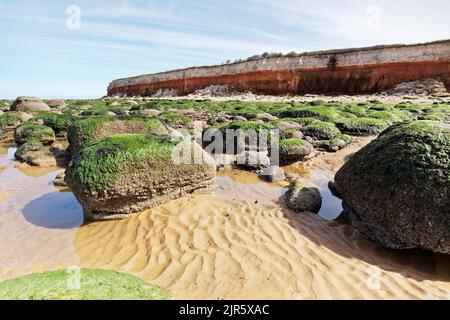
[68,134,181,193]
[0,269,170,300]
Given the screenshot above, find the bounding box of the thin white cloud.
[83,0,175,20]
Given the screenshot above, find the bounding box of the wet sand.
[1,137,450,300]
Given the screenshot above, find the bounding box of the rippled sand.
[1,136,450,300]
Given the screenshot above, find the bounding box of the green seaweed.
[68,134,180,193]
[0,269,170,300]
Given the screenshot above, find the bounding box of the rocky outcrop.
[65,134,216,221]
[11,97,50,112]
[108,41,450,97]
[334,121,450,254]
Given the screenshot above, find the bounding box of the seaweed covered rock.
[0,112,22,128]
[321,134,353,152]
[285,180,322,214]
[302,121,341,140]
[334,121,450,254]
[14,140,66,167]
[33,112,76,137]
[0,122,5,139]
[14,123,55,146]
[66,134,216,221]
[206,121,276,154]
[67,117,170,159]
[11,97,50,112]
[334,118,388,135]
[279,139,314,166]
[0,269,170,300]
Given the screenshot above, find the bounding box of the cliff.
[108,40,450,97]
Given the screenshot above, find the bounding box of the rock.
[53,172,67,187]
[328,180,342,199]
[256,113,278,122]
[213,154,235,170]
[140,109,162,118]
[232,116,248,122]
[0,122,5,139]
[14,141,67,167]
[14,123,55,146]
[279,139,314,166]
[236,150,271,170]
[65,134,216,221]
[259,166,286,182]
[0,110,3,116]
[11,97,50,112]
[334,121,450,254]
[17,112,33,122]
[47,99,66,109]
[67,117,170,159]
[285,180,322,214]
[274,121,302,132]
[290,131,305,140]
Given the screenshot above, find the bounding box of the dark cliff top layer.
[111,39,450,83]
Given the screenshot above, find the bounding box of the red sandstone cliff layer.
[108,41,450,97]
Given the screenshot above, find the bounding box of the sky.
[0,0,449,99]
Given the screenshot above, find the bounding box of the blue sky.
[1,0,449,99]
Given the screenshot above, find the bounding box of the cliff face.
[108,41,450,97]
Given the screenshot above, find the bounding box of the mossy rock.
[285,180,322,213]
[66,134,216,220]
[280,106,341,122]
[67,117,170,159]
[279,139,314,166]
[207,121,276,154]
[15,140,66,167]
[334,121,450,254]
[159,112,193,128]
[321,134,353,152]
[0,269,170,300]
[302,121,341,140]
[14,123,55,146]
[0,122,5,139]
[32,112,76,136]
[334,118,389,135]
[0,112,22,127]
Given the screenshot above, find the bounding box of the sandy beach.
[1,136,450,300]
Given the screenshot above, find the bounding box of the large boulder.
[65,134,216,221]
[14,123,55,146]
[67,117,170,159]
[335,121,450,254]
[11,97,50,112]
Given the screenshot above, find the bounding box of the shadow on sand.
[279,191,450,283]
[23,191,84,229]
